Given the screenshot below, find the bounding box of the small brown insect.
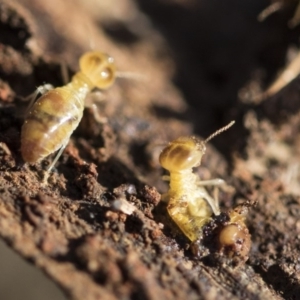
[217,202,251,261]
[191,202,252,262]
[21,51,116,173]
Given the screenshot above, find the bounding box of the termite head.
[159,121,235,172]
[159,136,205,172]
[79,51,116,89]
[218,223,251,259]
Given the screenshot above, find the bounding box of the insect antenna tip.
[204,121,235,144]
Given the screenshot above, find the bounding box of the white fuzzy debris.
[111,198,136,215]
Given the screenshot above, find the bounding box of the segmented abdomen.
[21,87,85,163]
[167,173,212,241]
[167,200,211,241]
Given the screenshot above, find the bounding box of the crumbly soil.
[1,0,300,299]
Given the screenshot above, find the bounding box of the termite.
[159,121,235,241]
[191,202,252,262]
[159,121,252,260]
[21,51,116,174]
[217,203,251,260]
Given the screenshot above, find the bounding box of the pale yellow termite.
[159,121,235,241]
[21,51,116,173]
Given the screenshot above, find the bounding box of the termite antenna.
[204,121,235,144]
[116,71,147,81]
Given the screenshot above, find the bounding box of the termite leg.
[86,102,107,124]
[212,186,219,210]
[197,178,226,216]
[197,178,225,186]
[41,142,68,183]
[82,88,108,123]
[46,142,68,173]
[23,84,54,115]
[199,188,220,216]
